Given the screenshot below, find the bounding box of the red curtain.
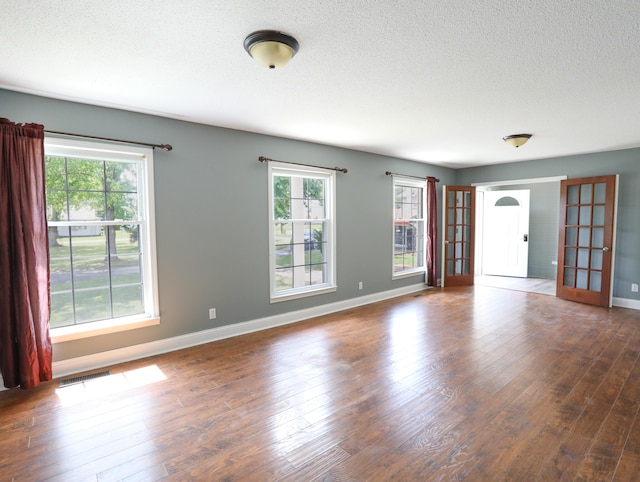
[0,118,52,389]
[426,177,438,286]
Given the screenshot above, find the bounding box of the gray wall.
[455,151,640,300]
[1,89,454,361]
[4,89,639,364]
[486,182,560,279]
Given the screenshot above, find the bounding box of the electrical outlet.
[632,284,639,293]
[358,281,363,290]
[209,308,217,319]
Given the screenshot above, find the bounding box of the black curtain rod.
[44,130,173,151]
[385,171,440,182]
[259,156,347,173]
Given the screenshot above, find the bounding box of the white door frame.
[472,176,567,280]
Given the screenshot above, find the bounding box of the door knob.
[603,246,610,252]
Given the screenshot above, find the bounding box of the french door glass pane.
[576,270,588,289]
[564,268,576,287]
[567,185,579,204]
[580,184,592,203]
[593,205,605,225]
[590,272,602,291]
[592,228,604,248]
[579,206,591,225]
[594,183,606,203]
[591,250,603,270]
[578,228,591,247]
[577,249,589,269]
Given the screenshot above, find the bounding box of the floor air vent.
[58,370,112,387]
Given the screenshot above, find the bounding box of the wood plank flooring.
[2,285,640,481]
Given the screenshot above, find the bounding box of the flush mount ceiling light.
[503,133,532,148]
[244,30,299,69]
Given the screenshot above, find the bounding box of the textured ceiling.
[2,0,640,168]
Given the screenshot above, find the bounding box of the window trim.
[268,161,337,303]
[392,176,426,279]
[44,138,160,341]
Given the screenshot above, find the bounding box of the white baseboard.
[613,297,640,310]
[3,287,638,391]
[51,283,428,380]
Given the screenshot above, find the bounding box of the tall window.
[269,162,336,302]
[45,139,159,335]
[393,178,425,277]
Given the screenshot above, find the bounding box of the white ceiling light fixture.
[503,133,532,148]
[244,30,299,69]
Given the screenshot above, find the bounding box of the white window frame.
[268,162,337,303]
[392,177,426,279]
[44,138,160,342]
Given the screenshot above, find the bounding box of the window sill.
[270,285,337,303]
[393,269,425,280]
[50,315,160,343]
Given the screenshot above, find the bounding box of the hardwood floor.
[2,285,640,481]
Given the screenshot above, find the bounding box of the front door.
[556,175,617,307]
[442,186,476,287]
[482,189,530,277]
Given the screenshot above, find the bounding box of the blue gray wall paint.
[1,89,454,361]
[3,89,638,363]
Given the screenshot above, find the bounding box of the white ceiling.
[2,0,640,168]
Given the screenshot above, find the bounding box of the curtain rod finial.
[159,144,173,151]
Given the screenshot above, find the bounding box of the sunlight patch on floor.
[55,364,167,407]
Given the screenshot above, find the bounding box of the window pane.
[106,192,138,221]
[565,227,578,246]
[307,199,325,219]
[112,286,144,318]
[67,158,103,191]
[45,156,67,189]
[111,254,142,286]
[68,191,104,220]
[75,288,112,323]
[50,293,74,328]
[105,161,137,192]
[590,271,602,292]
[593,206,605,226]
[50,239,72,293]
[273,176,291,219]
[275,267,293,290]
[46,189,67,221]
[564,247,577,267]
